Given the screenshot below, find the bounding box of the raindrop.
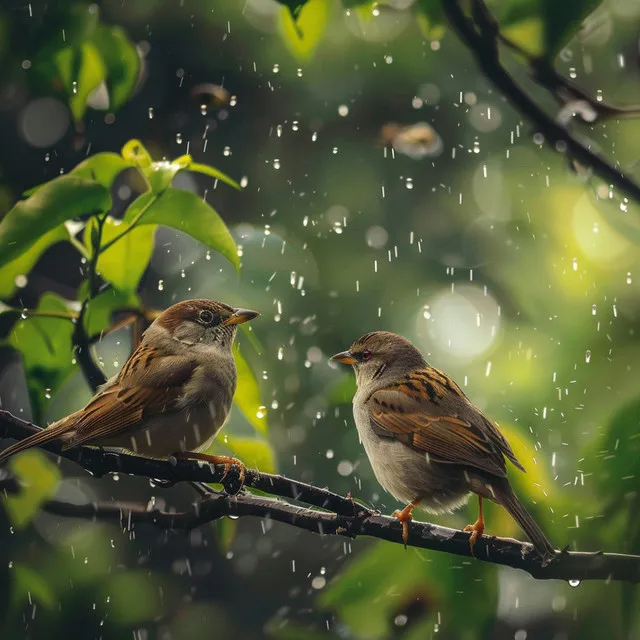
[568,579,581,587]
[200,104,207,116]
[585,350,591,363]
[297,68,303,77]
[272,64,280,74]
[158,280,164,291]
[384,55,393,64]
[72,81,77,94]
[277,347,284,360]
[205,250,211,261]
[44,388,51,399]
[256,406,267,419]
[240,176,248,188]
[591,304,597,315]
[405,178,414,190]
[273,158,281,169]
[229,95,237,106]
[626,272,632,284]
[148,107,154,119]
[223,146,231,156]
[326,450,334,459]
[394,615,408,627]
[338,105,349,117]
[311,576,326,589]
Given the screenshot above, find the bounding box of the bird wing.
[63,346,198,447]
[367,367,525,478]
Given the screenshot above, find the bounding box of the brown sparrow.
[0,299,259,480]
[331,331,556,561]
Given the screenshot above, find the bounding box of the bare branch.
[2,410,640,583]
[442,0,640,202]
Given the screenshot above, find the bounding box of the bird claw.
[392,507,414,548]
[464,520,485,557]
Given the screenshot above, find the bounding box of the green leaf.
[278,0,330,61]
[0,224,70,299]
[72,152,135,188]
[53,42,106,121]
[84,216,155,293]
[4,450,61,528]
[7,293,76,421]
[123,188,239,270]
[275,0,308,20]
[10,564,56,611]
[122,139,153,169]
[83,288,141,337]
[189,162,241,190]
[0,175,111,269]
[92,25,140,111]
[320,541,496,638]
[233,345,267,434]
[144,155,191,194]
[224,435,276,473]
[24,153,134,196]
[540,0,602,58]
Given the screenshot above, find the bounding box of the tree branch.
[2,411,640,583]
[442,0,640,202]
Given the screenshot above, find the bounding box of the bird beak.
[330,350,357,365]
[222,308,260,326]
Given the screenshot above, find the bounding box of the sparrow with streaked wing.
[0,299,259,480]
[331,330,556,562]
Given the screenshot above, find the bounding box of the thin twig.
[73,214,108,389]
[2,411,640,583]
[442,0,640,202]
[2,461,639,583]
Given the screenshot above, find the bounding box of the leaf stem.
[73,214,108,390]
[99,192,159,255]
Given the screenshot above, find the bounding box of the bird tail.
[495,483,556,562]
[0,421,72,465]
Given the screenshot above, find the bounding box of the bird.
[331,330,556,562]
[0,299,260,480]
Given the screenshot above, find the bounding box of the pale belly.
[97,402,226,458]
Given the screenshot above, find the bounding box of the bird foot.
[172,452,246,488]
[392,504,415,547]
[464,518,485,556]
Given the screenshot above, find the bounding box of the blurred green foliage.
[2,0,640,638]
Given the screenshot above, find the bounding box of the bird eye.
[198,309,215,324]
[362,350,372,360]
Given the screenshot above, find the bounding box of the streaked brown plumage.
[0,299,260,477]
[331,331,556,562]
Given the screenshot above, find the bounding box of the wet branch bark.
[2,410,640,583]
[443,0,640,202]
